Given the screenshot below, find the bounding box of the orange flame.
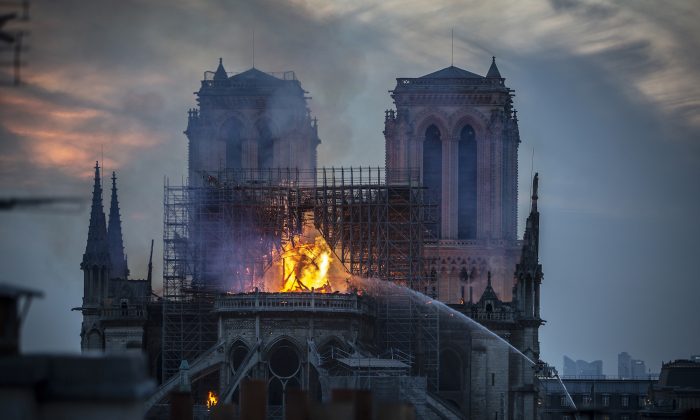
[263,227,348,293]
[206,391,218,409]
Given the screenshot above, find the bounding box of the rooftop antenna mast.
[147,238,154,287]
[252,29,255,68]
[451,28,454,66]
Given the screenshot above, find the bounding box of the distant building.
[632,360,648,379]
[563,355,604,378]
[620,352,632,378]
[619,352,649,379]
[642,358,700,418]
[539,377,654,420]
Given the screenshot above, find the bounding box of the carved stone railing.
[99,306,147,320]
[469,311,515,322]
[214,292,372,315]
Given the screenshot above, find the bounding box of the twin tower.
[186,58,522,304]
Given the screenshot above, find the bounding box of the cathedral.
[75,56,544,420]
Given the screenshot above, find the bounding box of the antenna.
[100,144,104,188]
[252,29,255,68]
[147,239,154,287]
[451,28,454,66]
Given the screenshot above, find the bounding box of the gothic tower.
[185,59,320,185]
[384,57,521,303]
[80,161,111,350]
[78,165,151,353]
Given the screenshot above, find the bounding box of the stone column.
[477,132,491,240]
[442,137,459,239]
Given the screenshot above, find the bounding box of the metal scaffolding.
[162,167,439,386]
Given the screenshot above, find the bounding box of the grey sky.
[0,0,698,375]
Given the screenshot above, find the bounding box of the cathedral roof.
[199,65,305,100]
[420,65,484,79]
[228,67,286,84]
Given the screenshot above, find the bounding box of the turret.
[514,173,542,319]
[486,56,502,79]
[213,57,227,81]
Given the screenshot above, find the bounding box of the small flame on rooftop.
[206,390,218,409]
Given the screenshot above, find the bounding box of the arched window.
[458,125,477,239]
[221,118,243,169]
[229,341,250,373]
[256,120,275,169]
[439,349,462,392]
[423,124,442,238]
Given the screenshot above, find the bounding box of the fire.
[263,227,348,293]
[206,391,218,409]
[281,231,333,292]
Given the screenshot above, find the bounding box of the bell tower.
[185,59,320,185]
[384,57,521,302]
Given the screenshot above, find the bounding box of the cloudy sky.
[1,0,698,375]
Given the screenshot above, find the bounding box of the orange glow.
[263,227,349,293]
[206,391,218,409]
[0,83,165,181]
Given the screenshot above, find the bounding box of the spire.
[83,162,109,265]
[213,57,228,81]
[516,173,541,280]
[486,56,502,78]
[107,171,129,279]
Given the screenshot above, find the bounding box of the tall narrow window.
[222,118,243,169]
[423,124,442,238]
[458,125,477,239]
[257,120,275,169]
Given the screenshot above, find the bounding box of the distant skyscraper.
[563,355,604,378]
[619,351,632,378]
[631,359,647,378]
[619,351,647,378]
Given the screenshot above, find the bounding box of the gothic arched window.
[221,118,243,169]
[256,120,275,169]
[458,125,477,239]
[423,124,442,238]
